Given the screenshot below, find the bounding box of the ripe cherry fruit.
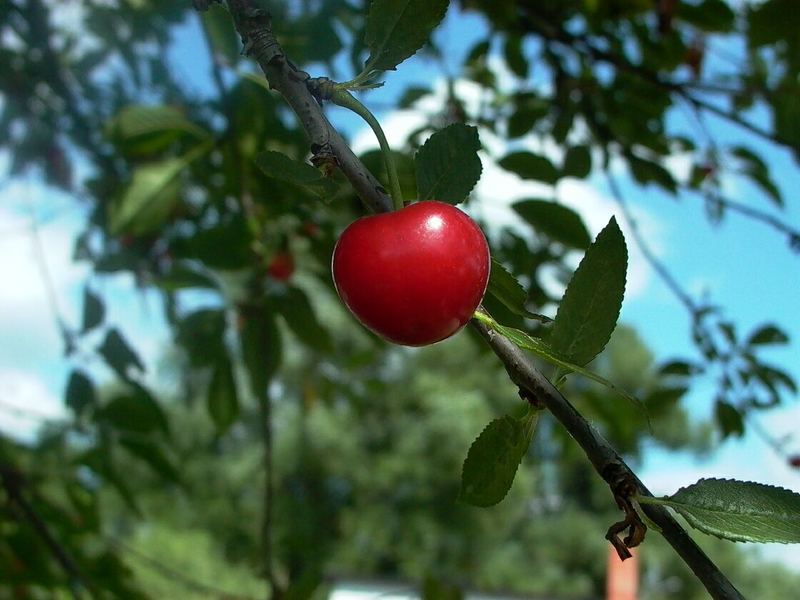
[267,251,295,282]
[332,200,491,346]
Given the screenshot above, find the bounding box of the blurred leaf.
[398,86,430,108]
[276,287,332,352]
[175,309,226,367]
[678,0,735,32]
[460,409,539,507]
[364,0,449,71]
[98,328,145,380]
[119,437,181,484]
[503,35,527,78]
[549,218,628,366]
[562,145,592,178]
[498,151,558,184]
[81,287,105,332]
[97,389,169,435]
[254,150,336,199]
[747,324,790,346]
[201,3,240,66]
[422,576,463,600]
[658,360,704,377]
[171,216,252,270]
[513,199,591,250]
[109,158,184,235]
[714,399,745,438]
[415,124,482,204]
[156,261,219,291]
[239,308,281,398]
[65,370,96,419]
[641,478,800,543]
[629,155,677,193]
[107,105,209,150]
[207,354,239,435]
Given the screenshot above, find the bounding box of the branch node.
[307,76,336,102]
[603,462,647,560]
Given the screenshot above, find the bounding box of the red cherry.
[332,200,491,346]
[267,251,295,282]
[788,455,800,469]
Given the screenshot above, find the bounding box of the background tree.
[0,0,798,599]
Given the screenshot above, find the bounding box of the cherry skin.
[267,251,295,282]
[332,200,491,346]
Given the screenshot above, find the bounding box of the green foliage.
[641,479,800,544]
[414,124,482,204]
[254,150,336,199]
[512,199,591,250]
[549,218,628,367]
[485,259,539,319]
[207,353,239,435]
[460,408,540,507]
[364,0,450,72]
[498,151,559,184]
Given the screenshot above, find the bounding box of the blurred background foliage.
[0,0,798,598]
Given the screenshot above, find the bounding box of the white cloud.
[0,368,67,442]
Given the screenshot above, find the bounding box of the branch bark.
[213,2,745,599]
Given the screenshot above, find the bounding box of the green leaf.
[98,328,145,380]
[107,105,209,150]
[156,261,219,291]
[498,151,558,184]
[398,86,430,108]
[715,399,744,438]
[175,309,226,367]
[562,145,592,179]
[276,287,332,352]
[97,389,169,435]
[678,0,735,32]
[512,199,591,250]
[254,150,335,199]
[629,155,677,193]
[460,409,539,507]
[109,158,183,235]
[239,308,281,398]
[81,287,105,332]
[201,3,240,66]
[415,124,482,204]
[119,437,181,484]
[486,259,535,319]
[363,0,449,72]
[747,324,790,346]
[65,370,96,419]
[640,478,800,543]
[482,317,640,407]
[549,218,628,366]
[503,35,527,78]
[207,354,239,435]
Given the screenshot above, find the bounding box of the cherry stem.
[331,88,404,211]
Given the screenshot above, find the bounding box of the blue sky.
[1,1,798,572]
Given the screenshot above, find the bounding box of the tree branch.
[212,3,745,598]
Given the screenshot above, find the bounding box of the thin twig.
[0,465,91,599]
[212,3,744,598]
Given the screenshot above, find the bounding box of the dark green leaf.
[486,259,534,319]
[642,478,800,543]
[171,217,252,270]
[398,86,430,108]
[715,399,745,438]
[207,354,239,435]
[98,328,145,380]
[81,287,105,332]
[512,199,591,250]
[239,308,281,398]
[156,261,219,291]
[658,360,703,377]
[744,167,783,207]
[175,309,226,367]
[562,145,592,179]
[422,576,463,600]
[65,370,96,419]
[460,410,539,507]
[254,151,335,199]
[629,155,677,193]
[107,105,209,150]
[276,287,332,352]
[747,324,790,346]
[549,218,628,365]
[678,0,735,32]
[97,389,169,435]
[503,35,527,78]
[119,437,181,484]
[498,152,558,184]
[415,124,482,204]
[364,0,449,71]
